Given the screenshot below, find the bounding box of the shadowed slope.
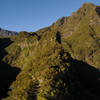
[67,58,100,100]
[0,38,21,99]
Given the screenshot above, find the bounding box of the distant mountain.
[0,28,17,37]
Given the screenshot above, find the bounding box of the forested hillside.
[0,3,100,100]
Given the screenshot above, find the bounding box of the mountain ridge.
[0,27,17,37]
[1,2,100,100]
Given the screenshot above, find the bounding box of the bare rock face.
[0,28,17,37]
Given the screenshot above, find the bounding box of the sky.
[0,0,100,32]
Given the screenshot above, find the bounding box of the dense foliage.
[0,3,100,100]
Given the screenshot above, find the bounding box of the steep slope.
[37,3,100,69]
[1,2,100,100]
[61,3,100,69]
[0,38,20,99]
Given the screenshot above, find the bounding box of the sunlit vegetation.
[0,3,100,100]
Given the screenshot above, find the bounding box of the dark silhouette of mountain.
[67,58,100,100]
[0,38,21,99]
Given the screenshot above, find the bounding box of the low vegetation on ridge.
[0,3,100,100]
